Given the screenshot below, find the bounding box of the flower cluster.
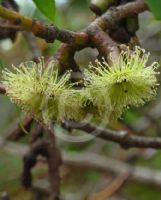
[2,47,159,124]
[84,47,159,121]
[2,59,85,124]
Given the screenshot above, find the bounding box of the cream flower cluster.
[2,47,159,124]
[84,47,159,121]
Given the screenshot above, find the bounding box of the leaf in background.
[145,0,161,20]
[32,0,56,22]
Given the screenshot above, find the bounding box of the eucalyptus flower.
[2,58,73,124]
[84,47,159,121]
[2,47,160,125]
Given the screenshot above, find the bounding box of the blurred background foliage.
[1,0,161,200]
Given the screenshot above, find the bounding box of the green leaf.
[145,0,161,20]
[32,0,55,22]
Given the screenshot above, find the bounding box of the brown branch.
[86,25,120,61]
[21,128,61,200]
[54,44,81,72]
[0,1,147,46]
[21,138,49,188]
[46,130,62,200]
[64,121,161,149]
[117,0,148,19]
[0,5,88,44]
[0,0,148,74]
[90,0,147,30]
[85,0,147,57]
[29,123,43,144]
[54,0,147,71]
[6,117,33,141]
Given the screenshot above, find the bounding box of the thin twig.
[0,5,88,44]
[64,121,161,149]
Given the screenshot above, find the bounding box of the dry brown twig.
[64,121,161,149]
